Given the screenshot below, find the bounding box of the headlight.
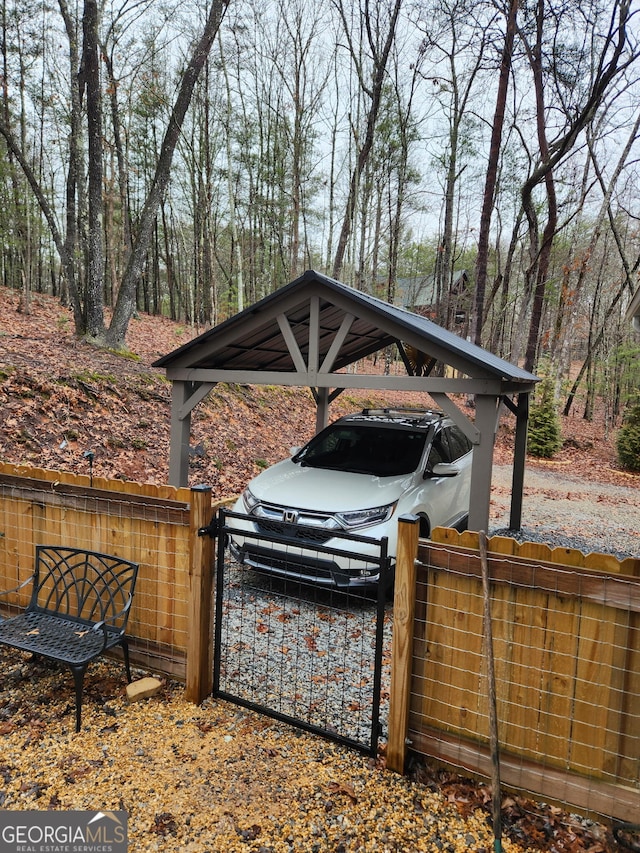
[242,487,260,512]
[335,502,396,529]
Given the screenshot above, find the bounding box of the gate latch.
[198,514,220,538]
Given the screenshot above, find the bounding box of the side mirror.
[425,462,460,479]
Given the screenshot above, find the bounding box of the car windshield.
[294,424,428,477]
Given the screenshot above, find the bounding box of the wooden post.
[168,381,192,487]
[509,392,529,531]
[185,485,215,703]
[387,514,420,773]
[468,395,500,533]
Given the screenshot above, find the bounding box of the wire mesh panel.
[409,535,640,823]
[214,508,393,756]
[0,465,194,680]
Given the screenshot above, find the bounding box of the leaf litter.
[0,646,636,852]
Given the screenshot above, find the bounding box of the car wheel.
[419,516,430,539]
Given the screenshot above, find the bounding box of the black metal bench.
[0,545,139,732]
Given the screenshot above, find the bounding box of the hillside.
[0,286,635,502]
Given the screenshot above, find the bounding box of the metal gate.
[212,508,392,756]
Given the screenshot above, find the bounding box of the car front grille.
[253,502,338,545]
[255,519,335,545]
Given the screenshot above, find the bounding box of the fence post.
[387,514,420,773]
[185,485,215,703]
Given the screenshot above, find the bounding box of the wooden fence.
[2,463,639,821]
[0,462,225,703]
[388,520,640,823]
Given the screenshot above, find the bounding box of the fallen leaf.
[326,781,358,804]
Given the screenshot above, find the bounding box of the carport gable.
[155,270,534,387]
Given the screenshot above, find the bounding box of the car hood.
[247,458,413,511]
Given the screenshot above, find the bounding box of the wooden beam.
[429,391,480,444]
[409,726,640,824]
[308,295,320,373]
[276,313,307,373]
[165,367,528,396]
[319,313,355,373]
[177,381,216,420]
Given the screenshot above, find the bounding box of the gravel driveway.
[489,462,640,559]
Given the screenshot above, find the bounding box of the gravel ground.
[0,649,537,853]
[489,462,640,559]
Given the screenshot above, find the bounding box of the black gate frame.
[212,507,392,757]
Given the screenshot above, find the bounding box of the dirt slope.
[1,286,637,501]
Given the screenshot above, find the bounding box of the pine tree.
[527,378,562,458]
[617,404,640,471]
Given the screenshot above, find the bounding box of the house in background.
[394,270,471,336]
[626,285,640,332]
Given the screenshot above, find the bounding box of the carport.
[154,269,539,532]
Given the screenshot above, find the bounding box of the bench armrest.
[0,575,34,598]
[90,596,134,640]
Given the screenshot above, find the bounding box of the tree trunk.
[106,0,229,349]
[81,0,106,340]
[57,0,85,333]
[331,0,403,281]
[472,0,517,346]
[219,31,244,314]
[103,48,133,275]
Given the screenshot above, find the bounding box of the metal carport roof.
[154,269,539,532]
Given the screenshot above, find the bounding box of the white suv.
[228,408,472,588]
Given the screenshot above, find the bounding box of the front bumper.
[229,539,382,588]
[225,506,390,589]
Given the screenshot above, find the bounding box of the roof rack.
[360,407,444,419]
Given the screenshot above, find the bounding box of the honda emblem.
[283,509,298,524]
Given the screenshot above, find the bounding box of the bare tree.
[472,0,517,346]
[518,0,637,372]
[107,0,229,347]
[331,0,403,281]
[562,109,640,417]
[276,0,329,279]
[0,0,229,349]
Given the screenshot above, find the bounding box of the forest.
[1,0,640,425]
